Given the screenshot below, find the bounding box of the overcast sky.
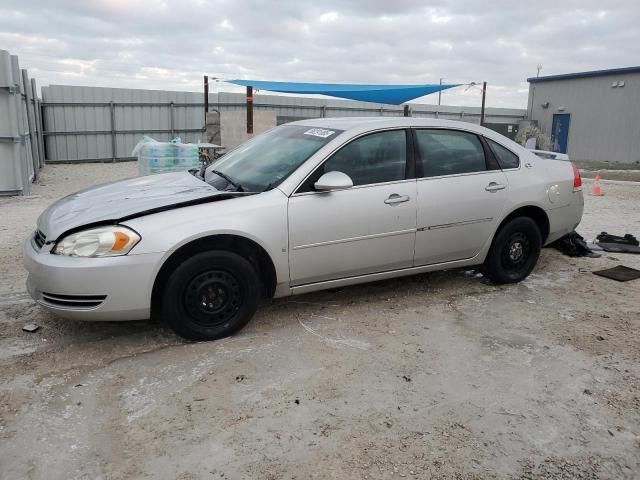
[1,0,638,108]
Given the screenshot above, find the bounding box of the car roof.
[288,116,487,133]
[277,117,535,196]
[288,116,527,152]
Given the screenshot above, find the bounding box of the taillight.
[571,162,582,191]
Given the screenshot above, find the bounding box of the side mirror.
[314,171,353,192]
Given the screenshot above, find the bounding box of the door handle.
[384,194,410,205]
[485,182,506,192]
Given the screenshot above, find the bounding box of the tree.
[515,124,552,150]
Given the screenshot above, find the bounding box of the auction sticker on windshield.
[304,128,335,138]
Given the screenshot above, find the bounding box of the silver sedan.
[24,118,584,340]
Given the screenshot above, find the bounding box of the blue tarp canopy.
[227,79,460,105]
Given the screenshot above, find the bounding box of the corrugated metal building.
[527,66,640,163]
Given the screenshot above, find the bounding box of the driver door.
[287,129,417,286]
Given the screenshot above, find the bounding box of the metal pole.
[21,69,39,180]
[438,78,443,106]
[480,81,487,126]
[403,104,409,117]
[204,75,209,123]
[169,101,175,138]
[38,99,47,164]
[109,101,116,162]
[246,86,253,134]
[31,78,45,167]
[528,66,541,120]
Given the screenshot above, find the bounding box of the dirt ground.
[581,170,640,183]
[1,164,639,480]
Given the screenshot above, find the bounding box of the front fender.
[122,189,290,286]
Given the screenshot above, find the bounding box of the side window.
[299,130,407,191]
[415,129,487,177]
[487,139,520,169]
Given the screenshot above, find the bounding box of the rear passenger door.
[413,129,509,266]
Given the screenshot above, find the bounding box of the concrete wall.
[527,71,640,163]
[219,110,277,150]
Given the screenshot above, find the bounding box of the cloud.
[319,11,339,23]
[219,18,233,30]
[0,0,638,107]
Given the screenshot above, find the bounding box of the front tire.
[161,250,261,340]
[482,217,542,284]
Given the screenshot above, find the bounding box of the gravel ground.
[1,163,639,480]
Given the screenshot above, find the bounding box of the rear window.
[487,139,520,169]
[532,151,557,160]
[415,129,487,177]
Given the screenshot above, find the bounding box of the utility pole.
[438,78,443,106]
[204,75,209,123]
[529,64,542,119]
[480,81,487,126]
[246,86,254,134]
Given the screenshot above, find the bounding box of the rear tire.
[161,250,261,340]
[482,217,542,284]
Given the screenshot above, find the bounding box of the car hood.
[37,171,224,241]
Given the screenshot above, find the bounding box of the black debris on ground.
[593,265,640,282]
[551,232,600,257]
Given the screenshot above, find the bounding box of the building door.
[551,114,570,153]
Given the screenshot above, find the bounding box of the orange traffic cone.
[592,175,602,196]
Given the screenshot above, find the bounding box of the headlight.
[53,225,141,257]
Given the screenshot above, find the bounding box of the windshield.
[204,125,342,192]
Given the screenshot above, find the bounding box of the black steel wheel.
[183,270,242,327]
[501,231,531,274]
[482,217,542,284]
[162,251,260,340]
